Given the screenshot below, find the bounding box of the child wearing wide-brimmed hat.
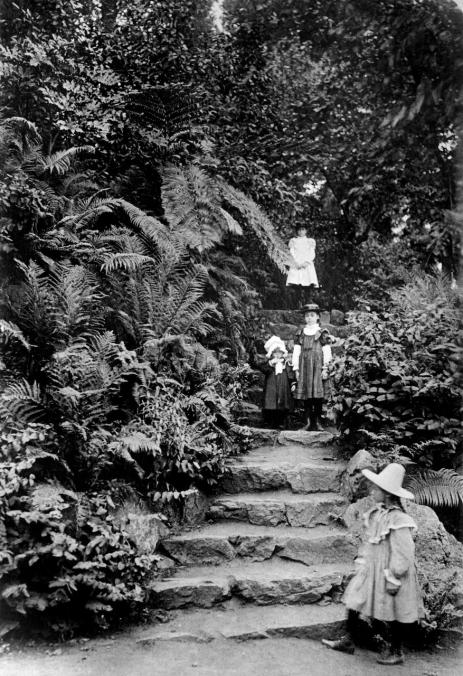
[292,303,332,430]
[250,335,295,429]
[322,463,424,666]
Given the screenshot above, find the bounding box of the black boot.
[300,401,312,430]
[311,415,324,431]
[310,399,324,430]
[322,636,355,655]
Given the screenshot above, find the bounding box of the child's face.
[272,349,284,360]
[304,312,319,325]
[297,227,307,237]
[370,484,385,503]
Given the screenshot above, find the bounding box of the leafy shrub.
[0,432,157,637]
[110,378,233,503]
[332,274,462,469]
[419,572,463,643]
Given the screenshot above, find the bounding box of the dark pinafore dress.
[293,328,329,400]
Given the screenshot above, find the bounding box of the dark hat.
[301,303,320,314]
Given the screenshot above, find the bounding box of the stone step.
[160,522,355,566]
[150,561,351,609]
[221,455,345,494]
[136,602,346,643]
[267,322,348,342]
[208,491,347,528]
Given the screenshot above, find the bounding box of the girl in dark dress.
[292,303,332,430]
[250,335,295,429]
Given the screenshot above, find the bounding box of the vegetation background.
[0,0,461,638]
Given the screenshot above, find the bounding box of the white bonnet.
[264,335,287,358]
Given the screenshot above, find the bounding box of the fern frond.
[406,469,463,508]
[100,252,155,274]
[219,181,291,273]
[1,379,46,423]
[39,146,95,176]
[0,320,30,350]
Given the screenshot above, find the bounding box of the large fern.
[219,181,291,273]
[162,164,242,251]
[406,469,463,509]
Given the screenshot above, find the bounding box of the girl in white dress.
[286,225,319,307]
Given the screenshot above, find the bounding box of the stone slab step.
[208,491,347,528]
[267,322,348,341]
[136,602,345,643]
[235,444,338,466]
[221,456,345,494]
[150,561,351,609]
[160,522,355,566]
[277,430,336,446]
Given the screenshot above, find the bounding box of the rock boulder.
[342,497,463,593]
[340,450,377,501]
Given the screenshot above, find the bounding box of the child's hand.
[291,383,297,393]
[386,584,399,596]
[322,368,329,380]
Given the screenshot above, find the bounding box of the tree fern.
[162,164,242,251]
[219,181,291,273]
[406,469,463,508]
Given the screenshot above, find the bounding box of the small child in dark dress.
[250,335,295,429]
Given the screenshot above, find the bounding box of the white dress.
[286,236,318,287]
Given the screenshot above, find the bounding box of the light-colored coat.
[343,504,424,623]
[286,236,318,286]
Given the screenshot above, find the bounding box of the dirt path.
[1,632,461,676]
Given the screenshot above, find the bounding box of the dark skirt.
[294,334,324,400]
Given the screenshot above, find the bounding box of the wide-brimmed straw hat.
[362,463,414,500]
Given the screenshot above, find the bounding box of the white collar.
[302,324,319,335]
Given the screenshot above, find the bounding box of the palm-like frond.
[0,319,30,350]
[38,146,95,176]
[100,252,156,274]
[1,379,47,423]
[219,181,291,273]
[406,469,463,508]
[162,164,242,251]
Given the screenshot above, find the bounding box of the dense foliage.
[0,424,157,636]
[332,275,462,471]
[0,0,461,637]
[0,0,461,308]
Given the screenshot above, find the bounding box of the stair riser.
[208,497,346,528]
[160,533,355,567]
[151,571,347,610]
[220,465,343,494]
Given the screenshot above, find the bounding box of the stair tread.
[156,560,352,584]
[211,490,346,505]
[228,447,339,465]
[136,602,345,642]
[163,522,349,541]
[227,457,344,470]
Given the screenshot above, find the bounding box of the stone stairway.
[143,430,355,644]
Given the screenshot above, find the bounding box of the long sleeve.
[292,344,301,370]
[388,527,415,579]
[322,344,332,366]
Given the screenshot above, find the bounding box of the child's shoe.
[376,648,404,665]
[310,416,324,431]
[321,636,355,654]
